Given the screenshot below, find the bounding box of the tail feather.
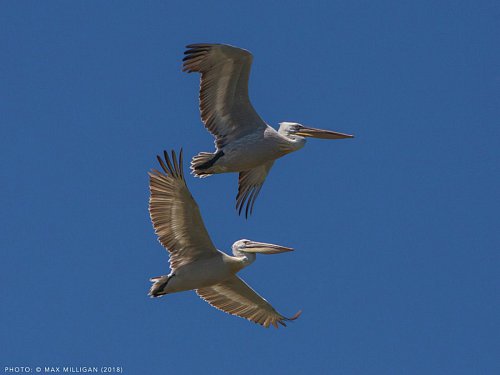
[190,151,224,177]
[149,275,171,298]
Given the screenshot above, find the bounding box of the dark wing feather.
[236,161,274,218]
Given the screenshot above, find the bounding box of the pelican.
[183,43,354,217]
[148,149,301,328]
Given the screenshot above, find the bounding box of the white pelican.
[148,149,301,328]
[183,43,354,217]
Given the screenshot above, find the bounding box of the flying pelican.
[148,149,301,328]
[183,43,354,217]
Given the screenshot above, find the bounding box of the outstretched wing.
[149,150,218,270]
[236,161,275,218]
[183,43,266,149]
[196,275,301,328]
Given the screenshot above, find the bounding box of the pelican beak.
[295,125,354,139]
[242,241,293,254]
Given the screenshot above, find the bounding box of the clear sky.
[1,1,499,374]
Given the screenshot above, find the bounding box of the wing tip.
[288,309,302,321]
[155,148,185,181]
[275,310,302,328]
[235,185,262,218]
[182,43,253,73]
[185,43,216,49]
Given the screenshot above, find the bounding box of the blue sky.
[1,1,499,373]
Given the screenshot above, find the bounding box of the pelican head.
[278,122,354,140]
[232,239,293,266]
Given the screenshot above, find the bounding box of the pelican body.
[183,43,354,217]
[148,149,301,328]
[200,128,292,174]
